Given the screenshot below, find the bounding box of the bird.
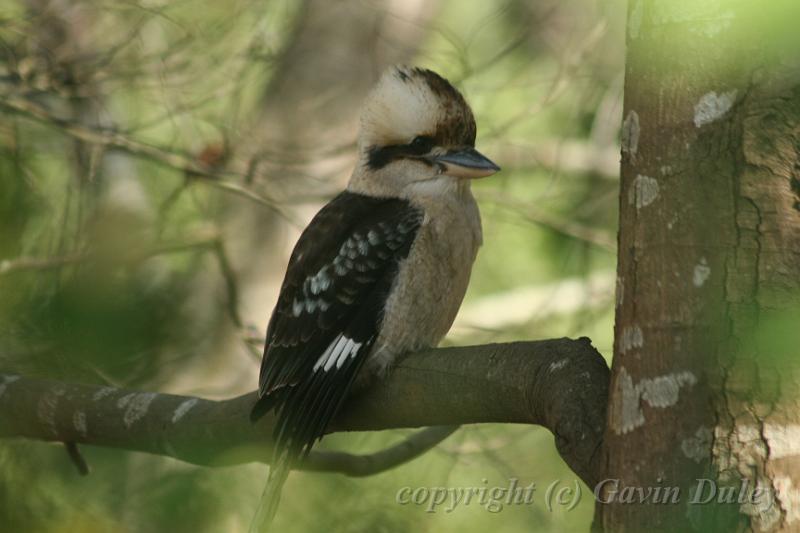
[249,65,499,531]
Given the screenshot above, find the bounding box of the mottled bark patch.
[610,367,697,434]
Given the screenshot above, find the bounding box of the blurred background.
[0,0,624,531]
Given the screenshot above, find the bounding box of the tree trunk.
[599,1,800,531]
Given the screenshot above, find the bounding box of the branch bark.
[0,338,608,486]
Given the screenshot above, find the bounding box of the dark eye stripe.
[365,136,436,170]
[409,135,435,154]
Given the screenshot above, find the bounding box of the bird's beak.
[433,147,500,179]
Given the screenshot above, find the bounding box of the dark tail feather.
[250,393,278,423]
[249,455,291,533]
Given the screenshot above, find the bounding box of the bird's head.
[349,66,499,198]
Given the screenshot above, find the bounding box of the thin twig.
[0,230,221,276]
[479,191,617,251]
[0,252,86,275]
[303,426,459,477]
[64,441,90,476]
[211,239,244,329]
[0,94,300,224]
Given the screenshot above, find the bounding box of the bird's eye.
[409,135,434,153]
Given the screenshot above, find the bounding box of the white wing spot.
[323,336,349,372]
[367,230,381,245]
[333,256,349,276]
[313,335,363,372]
[336,338,363,369]
[335,338,356,370]
[313,335,340,372]
[308,267,332,294]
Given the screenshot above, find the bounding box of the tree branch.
[0,338,609,486]
[302,425,459,477]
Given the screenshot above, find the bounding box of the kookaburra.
[250,65,499,530]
